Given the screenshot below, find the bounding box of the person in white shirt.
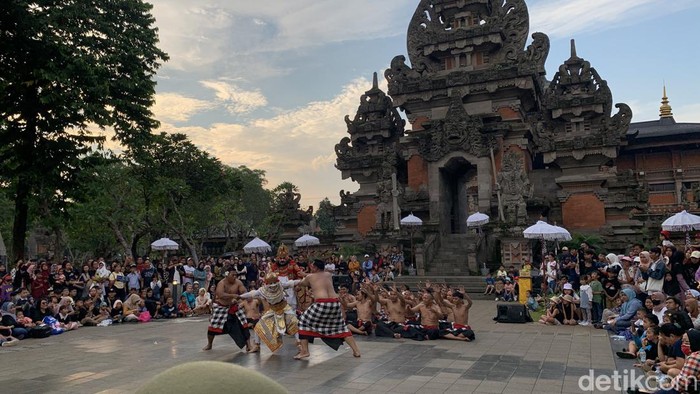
[324,262,336,275]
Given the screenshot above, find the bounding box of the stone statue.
[497,151,532,225]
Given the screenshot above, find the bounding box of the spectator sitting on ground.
[539,296,563,325]
[484,273,495,295]
[494,279,505,301]
[160,297,177,319]
[193,288,212,315]
[525,290,538,312]
[503,279,515,302]
[177,295,192,317]
[122,294,142,322]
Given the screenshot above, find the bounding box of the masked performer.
[239,272,301,353]
[270,244,304,312]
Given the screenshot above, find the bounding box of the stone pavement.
[0,300,624,393]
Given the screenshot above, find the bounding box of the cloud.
[529,0,699,38]
[152,93,214,123]
[200,80,268,115]
[158,76,381,206]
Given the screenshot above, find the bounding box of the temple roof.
[628,117,700,139]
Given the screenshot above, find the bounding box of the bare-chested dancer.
[341,283,376,336]
[409,290,444,340]
[376,284,407,338]
[296,260,361,359]
[435,284,475,341]
[204,270,251,351]
[241,286,262,352]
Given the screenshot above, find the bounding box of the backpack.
[28,324,52,338]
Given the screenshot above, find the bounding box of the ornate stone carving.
[497,151,532,225]
[518,32,550,73]
[417,97,490,162]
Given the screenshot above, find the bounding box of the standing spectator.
[579,275,593,326]
[640,248,665,294]
[182,258,195,286]
[590,271,604,324]
[31,261,51,300]
[602,267,621,309]
[362,254,373,278]
[126,265,141,293]
[193,263,207,289]
[140,259,156,290]
[108,265,127,300]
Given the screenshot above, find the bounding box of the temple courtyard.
[0,300,631,393]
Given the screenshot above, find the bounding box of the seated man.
[340,284,376,336]
[435,286,475,342]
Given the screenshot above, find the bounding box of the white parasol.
[466,212,490,227]
[401,213,423,273]
[151,237,179,251]
[523,221,570,241]
[400,213,423,226]
[295,234,320,247]
[661,210,700,247]
[243,237,272,254]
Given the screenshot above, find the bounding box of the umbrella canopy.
[151,237,179,251]
[243,237,272,254]
[551,224,572,241]
[466,212,490,227]
[295,234,320,247]
[400,213,423,226]
[661,210,700,232]
[523,221,571,241]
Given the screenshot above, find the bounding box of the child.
[160,297,177,319]
[496,266,508,280]
[484,273,495,295]
[503,279,515,302]
[578,274,593,326]
[590,271,604,325]
[494,279,505,301]
[177,295,192,317]
[526,290,538,311]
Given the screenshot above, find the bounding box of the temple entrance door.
[439,157,477,234]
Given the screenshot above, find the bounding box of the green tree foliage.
[314,198,336,236]
[0,0,168,260]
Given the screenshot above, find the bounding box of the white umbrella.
[523,221,570,241]
[467,212,490,227]
[400,213,423,226]
[401,213,423,273]
[151,237,179,251]
[662,210,700,247]
[243,237,272,254]
[295,234,320,247]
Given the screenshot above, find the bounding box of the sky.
[145,0,700,209]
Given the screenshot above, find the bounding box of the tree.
[0,0,168,260]
[314,198,336,237]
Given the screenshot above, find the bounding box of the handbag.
[137,310,152,323]
[644,277,664,292]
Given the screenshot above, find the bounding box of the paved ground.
[0,300,625,393]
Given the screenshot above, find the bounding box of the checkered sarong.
[209,303,248,334]
[298,298,351,338]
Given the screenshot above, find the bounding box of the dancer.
[435,285,475,341]
[203,270,251,351]
[240,285,262,353]
[340,283,376,336]
[296,260,361,360]
[270,244,304,312]
[239,272,301,353]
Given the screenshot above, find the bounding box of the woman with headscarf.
[0,303,29,339]
[94,262,111,294]
[608,288,642,333]
[122,294,142,322]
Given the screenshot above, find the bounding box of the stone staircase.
[425,233,479,275]
[394,275,492,300]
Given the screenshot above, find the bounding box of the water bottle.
[638,347,646,362]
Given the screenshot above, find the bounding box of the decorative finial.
[372,72,378,89]
[570,39,577,58]
[660,84,673,118]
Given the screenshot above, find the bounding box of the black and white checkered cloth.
[298,299,350,337]
[209,303,248,333]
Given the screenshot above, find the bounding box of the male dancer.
[241,285,262,353]
[340,283,376,336]
[203,270,251,351]
[435,285,475,341]
[239,272,301,354]
[375,285,407,339]
[296,260,361,359]
[270,255,304,311]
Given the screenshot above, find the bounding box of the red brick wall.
[562,193,606,230]
[411,116,430,132]
[408,155,428,191]
[357,205,377,236]
[649,193,675,205]
[497,107,521,121]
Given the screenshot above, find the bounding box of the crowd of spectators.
[0,245,407,347]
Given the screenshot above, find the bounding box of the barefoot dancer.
[341,283,376,336]
[435,285,475,341]
[239,273,301,354]
[203,270,251,351]
[241,285,262,353]
[296,260,361,360]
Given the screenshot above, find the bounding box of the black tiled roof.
[627,117,700,139]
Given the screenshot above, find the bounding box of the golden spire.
[660,84,673,118]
